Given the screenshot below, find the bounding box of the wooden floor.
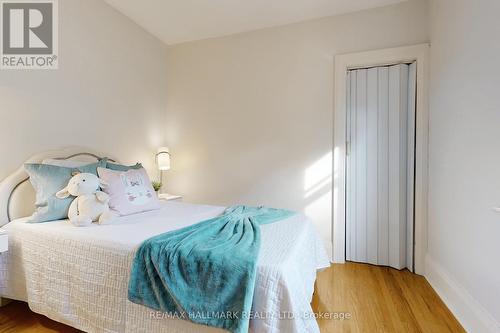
[0,301,80,333]
[312,263,465,333]
[0,263,464,333]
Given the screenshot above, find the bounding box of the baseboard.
[0,297,12,307]
[425,255,500,333]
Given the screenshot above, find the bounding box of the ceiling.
[104,0,407,45]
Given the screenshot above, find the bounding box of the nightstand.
[0,229,8,253]
[158,193,182,202]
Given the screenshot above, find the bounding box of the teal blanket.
[128,205,294,333]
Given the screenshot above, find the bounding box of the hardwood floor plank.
[0,262,464,332]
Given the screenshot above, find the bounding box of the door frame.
[332,44,429,274]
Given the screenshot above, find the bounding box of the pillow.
[106,162,143,171]
[25,160,107,223]
[97,167,160,216]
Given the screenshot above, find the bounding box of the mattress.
[0,201,330,333]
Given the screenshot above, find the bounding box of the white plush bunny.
[56,172,116,227]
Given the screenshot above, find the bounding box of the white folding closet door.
[346,63,416,271]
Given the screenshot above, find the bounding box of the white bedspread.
[0,202,329,333]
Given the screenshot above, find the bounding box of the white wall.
[165,0,429,254]
[427,0,500,331]
[0,0,168,179]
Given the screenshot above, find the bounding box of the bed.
[0,147,330,333]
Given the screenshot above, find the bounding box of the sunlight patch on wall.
[304,151,333,256]
[304,151,332,198]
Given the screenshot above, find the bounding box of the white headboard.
[0,146,120,226]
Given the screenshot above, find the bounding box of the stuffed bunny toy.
[56,172,116,227]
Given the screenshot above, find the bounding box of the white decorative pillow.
[97,167,160,216]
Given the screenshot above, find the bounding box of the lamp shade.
[157,147,171,171]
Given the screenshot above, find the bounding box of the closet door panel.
[406,62,417,272]
[347,71,358,261]
[366,67,379,265]
[346,71,352,261]
[354,69,368,263]
[388,65,402,269]
[377,66,390,266]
